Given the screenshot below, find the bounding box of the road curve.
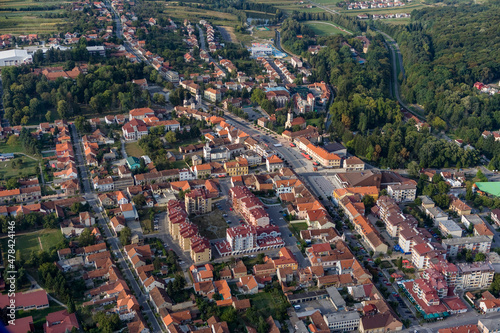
[378,31,426,121]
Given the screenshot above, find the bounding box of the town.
[0,0,498,332]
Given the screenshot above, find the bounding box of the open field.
[0,0,69,8]
[305,21,351,36]
[125,142,145,157]
[162,4,240,26]
[0,139,24,154]
[219,26,238,43]
[0,155,39,180]
[242,291,288,318]
[0,229,64,261]
[191,210,227,239]
[0,11,65,35]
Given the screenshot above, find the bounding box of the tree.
[7,135,18,147]
[57,100,70,119]
[70,202,83,214]
[74,116,91,133]
[43,214,58,229]
[78,228,96,247]
[165,131,177,144]
[45,110,52,122]
[220,307,237,323]
[6,178,19,190]
[396,256,403,270]
[407,161,420,178]
[119,227,131,246]
[132,194,146,207]
[474,252,486,262]
[490,274,500,297]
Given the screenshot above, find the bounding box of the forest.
[1,56,152,125]
[374,1,500,167]
[278,19,479,168]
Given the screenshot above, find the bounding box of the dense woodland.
[375,2,500,168]
[1,56,151,125]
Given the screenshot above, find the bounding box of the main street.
[70,124,163,333]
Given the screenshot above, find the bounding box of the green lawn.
[16,301,66,331]
[0,155,39,180]
[0,139,24,154]
[0,229,64,261]
[243,291,288,317]
[172,160,188,169]
[125,142,145,157]
[304,21,351,36]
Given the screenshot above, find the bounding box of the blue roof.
[264,86,289,93]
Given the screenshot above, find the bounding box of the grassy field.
[0,139,24,154]
[162,4,240,26]
[0,229,64,261]
[191,210,228,239]
[125,142,145,157]
[0,155,39,180]
[305,21,351,36]
[243,291,288,316]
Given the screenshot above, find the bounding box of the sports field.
[1,229,64,261]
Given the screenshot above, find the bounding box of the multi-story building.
[491,209,500,228]
[122,119,148,141]
[227,224,256,253]
[439,220,463,238]
[387,183,417,202]
[185,188,212,214]
[129,107,155,121]
[323,311,360,332]
[442,236,492,258]
[224,159,249,176]
[456,262,495,290]
[204,88,221,102]
[412,278,440,306]
[411,242,446,270]
[306,144,342,168]
[343,156,365,171]
[266,155,284,172]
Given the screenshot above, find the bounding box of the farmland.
[0,0,69,35]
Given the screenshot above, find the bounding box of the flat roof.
[443,235,491,246]
[326,287,346,309]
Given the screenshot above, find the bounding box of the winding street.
[378,31,426,121]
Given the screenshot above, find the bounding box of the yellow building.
[224,158,249,177]
[190,235,212,263]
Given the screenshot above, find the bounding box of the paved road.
[378,31,426,122]
[70,124,163,333]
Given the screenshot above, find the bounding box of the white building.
[439,220,463,238]
[179,168,195,181]
[387,183,417,202]
[442,235,492,258]
[227,225,256,253]
[0,49,32,67]
[323,311,360,331]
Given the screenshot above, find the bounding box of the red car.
[229,208,233,211]
[386,283,391,286]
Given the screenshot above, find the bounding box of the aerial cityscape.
[0,0,499,332]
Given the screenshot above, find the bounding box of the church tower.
[285,109,294,128]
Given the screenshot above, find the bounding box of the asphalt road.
[70,124,163,333]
